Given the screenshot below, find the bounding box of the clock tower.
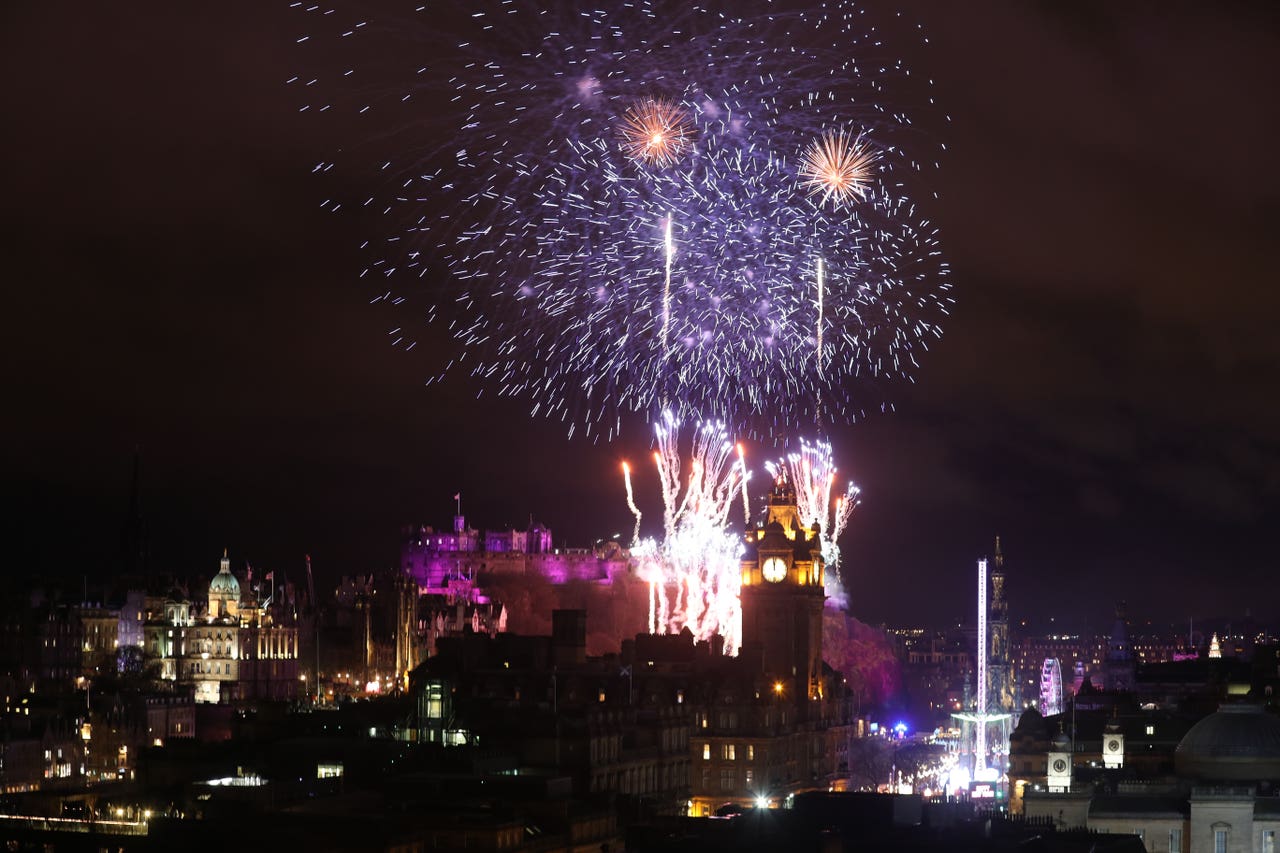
[1102,718,1125,769]
[739,478,826,713]
[1047,728,1073,792]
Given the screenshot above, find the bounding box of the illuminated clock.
[1106,739,1120,753]
[762,557,787,583]
[1052,758,1067,773]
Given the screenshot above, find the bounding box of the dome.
[210,567,240,596]
[209,552,240,599]
[1175,704,1280,781]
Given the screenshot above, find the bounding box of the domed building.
[1175,704,1280,782]
[1025,702,1280,853]
[142,550,300,705]
[208,550,241,619]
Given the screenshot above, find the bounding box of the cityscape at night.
[2,1,1277,851]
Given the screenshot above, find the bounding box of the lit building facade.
[143,552,299,704]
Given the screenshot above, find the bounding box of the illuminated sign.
[970,782,996,799]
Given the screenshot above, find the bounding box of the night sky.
[3,2,1277,631]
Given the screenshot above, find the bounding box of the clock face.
[762,557,787,583]
[1052,758,1067,773]
[1107,739,1120,753]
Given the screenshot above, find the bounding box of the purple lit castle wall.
[402,517,630,589]
[402,517,646,654]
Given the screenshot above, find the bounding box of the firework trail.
[765,439,861,608]
[625,410,747,654]
[288,1,951,439]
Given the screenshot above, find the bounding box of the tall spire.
[994,535,1003,569]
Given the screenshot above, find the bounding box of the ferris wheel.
[1039,658,1063,717]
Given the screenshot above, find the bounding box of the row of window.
[700,767,755,792]
[189,662,232,675]
[702,743,756,761]
[1115,825,1277,853]
[697,710,786,729]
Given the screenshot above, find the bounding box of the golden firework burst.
[619,98,692,167]
[799,129,880,204]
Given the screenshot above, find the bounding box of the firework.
[622,461,643,546]
[620,99,693,168]
[815,256,825,381]
[289,1,951,439]
[627,411,747,654]
[799,129,881,205]
[765,439,861,607]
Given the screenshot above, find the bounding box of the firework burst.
[620,98,693,167]
[799,129,881,205]
[288,0,951,440]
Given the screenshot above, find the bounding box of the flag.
[453,493,461,501]
[265,571,275,581]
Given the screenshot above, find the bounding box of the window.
[723,744,736,761]
[745,769,754,786]
[425,683,445,719]
[702,743,711,761]
[1214,829,1227,853]
[1146,724,1154,735]
[747,745,755,761]
[1263,830,1275,853]
[1168,829,1182,853]
[719,768,735,792]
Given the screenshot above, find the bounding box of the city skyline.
[3,1,1277,628]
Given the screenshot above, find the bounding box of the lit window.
[1262,830,1275,853]
[1214,829,1227,853]
[1146,725,1154,736]
[723,744,736,761]
[703,743,710,760]
[1170,828,1183,853]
